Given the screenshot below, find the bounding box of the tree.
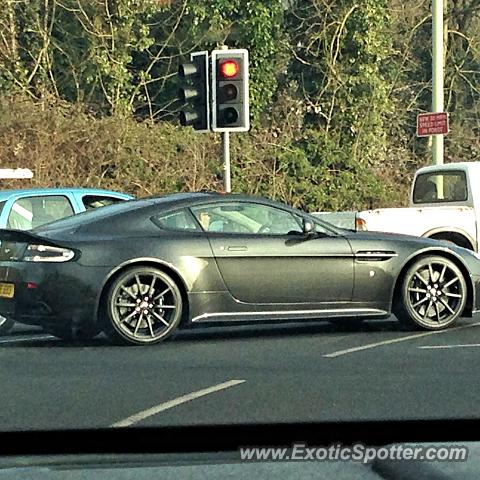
[277,0,395,209]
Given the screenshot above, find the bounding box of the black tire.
[46,324,100,341]
[429,233,473,251]
[395,255,467,331]
[0,316,15,336]
[103,267,183,346]
[326,318,366,330]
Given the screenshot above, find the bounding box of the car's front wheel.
[396,255,467,330]
[103,267,183,345]
[0,316,15,336]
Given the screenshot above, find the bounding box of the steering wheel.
[258,225,271,234]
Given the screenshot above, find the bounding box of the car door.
[190,201,354,305]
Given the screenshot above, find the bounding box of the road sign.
[417,112,449,137]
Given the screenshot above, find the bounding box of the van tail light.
[355,217,368,231]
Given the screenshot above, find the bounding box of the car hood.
[347,230,443,246]
[346,230,480,265]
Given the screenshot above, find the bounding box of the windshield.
[3,2,480,467]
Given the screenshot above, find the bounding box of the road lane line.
[323,320,480,358]
[419,344,480,350]
[0,335,54,344]
[110,379,246,428]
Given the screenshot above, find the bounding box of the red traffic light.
[220,60,240,78]
[211,48,249,131]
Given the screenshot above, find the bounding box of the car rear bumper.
[0,261,111,332]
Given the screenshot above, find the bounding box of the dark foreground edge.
[0,419,479,455]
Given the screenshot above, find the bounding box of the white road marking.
[419,344,480,350]
[110,379,246,428]
[323,320,480,358]
[0,334,54,344]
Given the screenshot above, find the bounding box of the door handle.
[227,246,247,252]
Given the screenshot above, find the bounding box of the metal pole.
[218,44,232,193]
[432,0,444,165]
[222,131,231,192]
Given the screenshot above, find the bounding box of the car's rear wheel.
[0,316,15,335]
[103,267,183,345]
[396,256,467,330]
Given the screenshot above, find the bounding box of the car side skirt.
[190,309,389,323]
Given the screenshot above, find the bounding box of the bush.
[0,95,410,211]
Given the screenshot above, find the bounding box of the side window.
[8,196,74,230]
[152,209,199,231]
[190,202,302,235]
[82,195,127,210]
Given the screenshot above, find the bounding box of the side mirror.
[302,218,315,235]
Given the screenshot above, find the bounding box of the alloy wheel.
[403,257,466,329]
[108,268,182,344]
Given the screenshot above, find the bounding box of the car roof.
[143,192,334,223]
[144,191,289,207]
[33,190,345,235]
[416,162,480,176]
[0,188,134,201]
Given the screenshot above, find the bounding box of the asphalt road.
[2,316,480,431]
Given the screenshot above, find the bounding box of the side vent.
[355,251,398,262]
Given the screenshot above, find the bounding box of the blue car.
[0,187,134,334]
[0,188,133,231]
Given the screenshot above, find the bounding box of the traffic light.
[178,51,210,132]
[211,49,249,132]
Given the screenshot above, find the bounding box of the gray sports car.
[0,192,478,345]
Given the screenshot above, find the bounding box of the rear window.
[82,195,127,210]
[152,209,199,231]
[33,199,153,233]
[413,171,468,204]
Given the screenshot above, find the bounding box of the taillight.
[355,217,368,231]
[22,245,75,263]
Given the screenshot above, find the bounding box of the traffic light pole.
[178,46,248,193]
[218,45,231,193]
[432,0,444,166]
[222,131,231,192]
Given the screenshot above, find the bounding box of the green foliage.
[183,0,284,121]
[280,0,395,207]
[0,95,222,195]
[2,0,480,211]
[286,0,393,156]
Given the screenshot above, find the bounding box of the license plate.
[0,283,14,298]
